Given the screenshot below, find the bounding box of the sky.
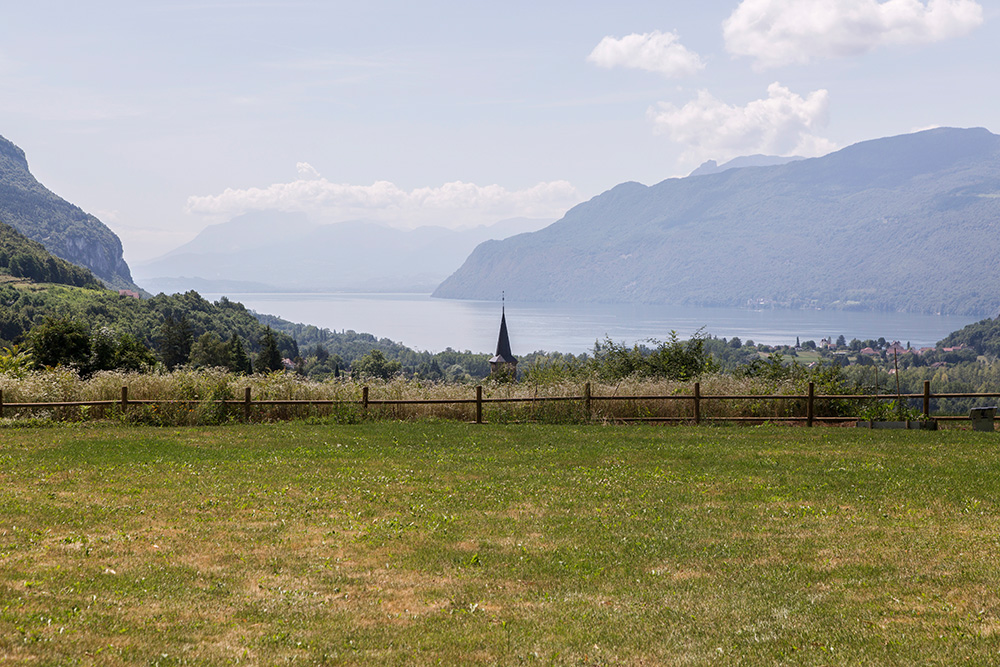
[1,0,997,263]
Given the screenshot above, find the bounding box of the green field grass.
[2,422,999,665]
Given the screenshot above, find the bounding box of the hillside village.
[760,336,973,370]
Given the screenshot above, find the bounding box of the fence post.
[923,380,931,419]
[806,382,814,427]
[121,386,128,412]
[584,382,592,421]
[244,387,251,422]
[362,386,369,415]
[476,385,483,424]
[693,382,701,425]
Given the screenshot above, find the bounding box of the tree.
[113,333,158,372]
[836,334,847,348]
[256,326,284,373]
[227,334,253,374]
[89,327,157,374]
[158,314,193,370]
[590,330,715,382]
[190,332,229,368]
[89,326,118,372]
[28,317,91,370]
[352,349,401,381]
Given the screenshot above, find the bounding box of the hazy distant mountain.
[0,133,137,290]
[689,154,805,177]
[433,127,1000,317]
[155,210,318,258]
[133,213,554,294]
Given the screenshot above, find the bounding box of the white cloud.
[296,162,321,178]
[185,173,581,227]
[587,30,705,77]
[724,0,984,68]
[648,83,836,164]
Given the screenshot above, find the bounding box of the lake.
[201,293,979,355]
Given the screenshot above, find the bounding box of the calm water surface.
[204,293,977,355]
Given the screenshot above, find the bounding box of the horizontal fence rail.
[1,380,999,426]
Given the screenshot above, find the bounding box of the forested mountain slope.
[434,127,1000,316]
[0,220,102,288]
[0,134,137,290]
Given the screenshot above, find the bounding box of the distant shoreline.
[190,292,975,355]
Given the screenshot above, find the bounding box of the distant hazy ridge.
[134,212,553,294]
[434,127,1000,317]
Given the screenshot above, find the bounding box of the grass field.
[2,422,999,665]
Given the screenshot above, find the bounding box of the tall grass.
[2,368,855,426]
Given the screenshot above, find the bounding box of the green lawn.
[1,422,999,665]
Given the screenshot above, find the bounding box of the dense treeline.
[0,285,299,374]
[257,313,498,380]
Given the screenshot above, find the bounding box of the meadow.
[2,422,999,665]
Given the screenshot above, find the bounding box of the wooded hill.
[938,317,1000,357]
[0,134,137,291]
[0,227,298,370]
[0,227,493,380]
[434,127,1000,316]
[0,283,299,367]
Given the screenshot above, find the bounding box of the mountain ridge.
[689,154,804,177]
[433,127,1000,317]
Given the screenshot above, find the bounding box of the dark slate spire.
[493,306,515,363]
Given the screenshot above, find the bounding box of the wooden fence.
[1,381,998,425]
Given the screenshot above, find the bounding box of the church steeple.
[489,294,517,379]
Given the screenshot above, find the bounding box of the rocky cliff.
[0,134,136,290]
